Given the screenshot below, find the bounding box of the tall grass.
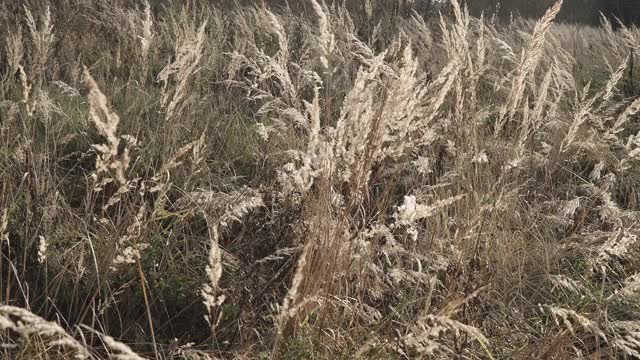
[1,0,640,358]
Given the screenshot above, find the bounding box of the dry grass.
[1,0,640,358]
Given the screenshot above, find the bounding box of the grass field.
[1,0,640,358]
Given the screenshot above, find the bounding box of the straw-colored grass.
[1,0,640,358]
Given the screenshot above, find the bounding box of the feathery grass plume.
[600,14,620,56]
[83,67,130,185]
[542,305,606,339]
[33,87,64,124]
[310,0,335,70]
[611,321,640,358]
[53,80,80,97]
[0,305,90,359]
[525,65,555,147]
[189,132,206,175]
[5,26,24,77]
[332,52,386,184]
[377,45,431,160]
[364,0,373,20]
[147,137,204,195]
[324,42,431,191]
[590,161,606,181]
[463,12,488,117]
[472,149,490,164]
[441,0,470,62]
[626,131,640,161]
[89,0,155,78]
[597,227,637,264]
[82,327,145,360]
[135,0,153,83]
[611,96,640,135]
[394,194,466,224]
[617,21,640,53]
[197,189,264,325]
[560,198,581,219]
[17,65,32,116]
[548,274,588,295]
[266,10,289,65]
[37,235,47,263]
[0,209,8,243]
[393,194,465,241]
[495,0,562,136]
[422,10,462,124]
[613,273,640,299]
[111,203,148,269]
[403,315,490,357]
[405,10,433,56]
[140,0,153,65]
[202,223,223,324]
[273,225,313,352]
[157,18,207,121]
[216,190,264,228]
[559,84,598,154]
[23,4,53,84]
[171,345,220,360]
[591,178,622,221]
[601,56,629,104]
[226,7,312,124]
[276,85,330,198]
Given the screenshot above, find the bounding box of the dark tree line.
[7,0,638,27]
[463,0,640,26]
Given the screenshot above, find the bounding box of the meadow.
[1,0,640,358]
